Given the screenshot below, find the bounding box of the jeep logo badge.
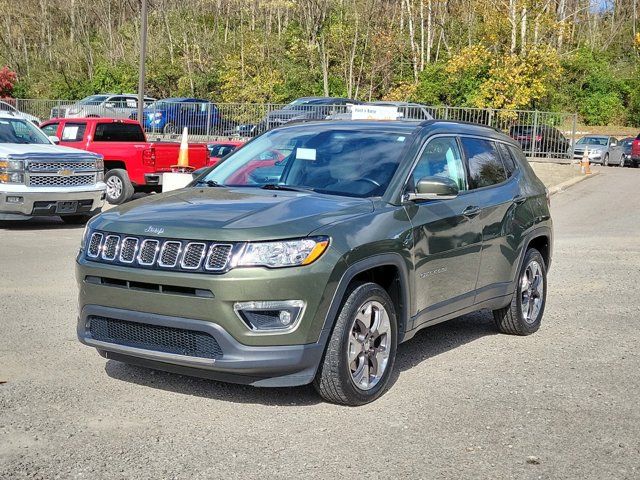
[57,168,74,176]
[145,226,165,235]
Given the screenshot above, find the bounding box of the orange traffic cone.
[581,147,591,175]
[171,127,194,172]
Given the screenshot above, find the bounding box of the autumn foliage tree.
[0,66,17,97]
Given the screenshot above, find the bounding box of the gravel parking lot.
[1,168,639,479]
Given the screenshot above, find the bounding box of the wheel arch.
[104,160,127,171]
[320,253,411,346]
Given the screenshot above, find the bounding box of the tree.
[0,66,17,97]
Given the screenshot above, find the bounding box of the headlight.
[237,237,329,268]
[95,158,104,182]
[0,159,25,184]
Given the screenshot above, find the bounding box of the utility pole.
[137,0,148,124]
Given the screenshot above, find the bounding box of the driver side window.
[411,137,467,191]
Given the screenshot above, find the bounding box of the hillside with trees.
[1,0,639,125]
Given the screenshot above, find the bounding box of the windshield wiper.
[260,184,314,192]
[195,179,223,187]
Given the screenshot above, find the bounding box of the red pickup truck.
[40,118,209,204]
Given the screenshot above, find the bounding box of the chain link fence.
[1,97,578,160]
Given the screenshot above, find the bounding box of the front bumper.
[77,305,326,387]
[0,184,106,218]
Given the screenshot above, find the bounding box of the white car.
[0,112,106,223]
[51,94,156,119]
[0,100,41,125]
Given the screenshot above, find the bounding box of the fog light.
[234,300,305,332]
[6,196,23,204]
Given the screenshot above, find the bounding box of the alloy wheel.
[347,300,391,391]
[520,260,544,324]
[106,175,123,200]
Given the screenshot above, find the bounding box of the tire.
[603,154,609,166]
[105,168,134,205]
[60,212,98,225]
[313,282,398,406]
[493,248,547,336]
[163,123,176,135]
[620,156,625,167]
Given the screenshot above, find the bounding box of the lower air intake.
[88,316,222,359]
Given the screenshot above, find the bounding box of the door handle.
[512,195,526,205]
[462,206,481,218]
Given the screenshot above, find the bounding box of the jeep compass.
[76,120,552,405]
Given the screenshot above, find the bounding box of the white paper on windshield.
[62,126,79,140]
[296,148,316,161]
[351,105,399,120]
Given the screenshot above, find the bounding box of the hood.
[573,144,606,152]
[0,143,99,157]
[90,187,374,242]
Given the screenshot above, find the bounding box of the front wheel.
[493,248,547,335]
[105,169,134,205]
[603,154,609,166]
[314,282,398,406]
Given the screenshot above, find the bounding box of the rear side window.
[94,123,145,142]
[61,123,86,141]
[461,137,507,189]
[496,143,518,178]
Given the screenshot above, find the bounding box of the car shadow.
[104,310,497,407]
[0,217,85,230]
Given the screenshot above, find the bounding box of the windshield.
[199,126,408,198]
[576,136,608,146]
[0,117,51,144]
[78,95,109,105]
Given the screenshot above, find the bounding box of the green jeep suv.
[76,120,552,405]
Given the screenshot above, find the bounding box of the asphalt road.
[1,167,639,479]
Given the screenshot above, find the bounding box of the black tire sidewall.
[514,249,547,334]
[334,283,398,404]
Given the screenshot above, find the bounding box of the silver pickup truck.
[0,112,106,223]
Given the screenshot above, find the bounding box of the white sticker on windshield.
[296,148,316,161]
[62,126,79,140]
[397,136,406,142]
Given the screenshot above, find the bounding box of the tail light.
[535,135,542,142]
[632,139,640,154]
[143,147,156,167]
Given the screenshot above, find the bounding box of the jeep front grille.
[86,231,235,274]
[88,316,223,359]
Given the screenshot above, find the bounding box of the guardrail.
[2,98,578,160]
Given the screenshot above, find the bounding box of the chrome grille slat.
[87,232,103,258]
[181,242,206,270]
[158,241,182,268]
[85,232,234,274]
[205,244,233,271]
[119,237,139,263]
[101,235,120,261]
[138,239,160,266]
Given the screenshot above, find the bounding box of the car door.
[460,137,528,303]
[405,135,483,324]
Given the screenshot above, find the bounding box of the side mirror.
[48,135,60,144]
[610,142,617,147]
[407,176,459,201]
[104,102,115,108]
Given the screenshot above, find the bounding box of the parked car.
[509,124,570,157]
[327,101,434,121]
[134,98,221,135]
[249,97,360,135]
[0,99,41,125]
[615,137,635,167]
[572,135,620,165]
[40,117,209,204]
[630,134,640,168]
[76,119,552,405]
[51,94,156,119]
[0,112,105,223]
[207,140,244,167]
